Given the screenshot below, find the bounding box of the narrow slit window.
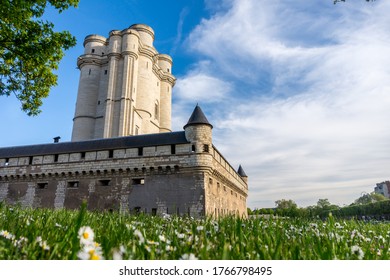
[37,182,48,189]
[171,145,176,155]
[67,181,79,188]
[98,179,111,186]
[132,178,145,185]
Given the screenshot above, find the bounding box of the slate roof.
[237,165,248,177]
[0,131,189,158]
[183,105,213,129]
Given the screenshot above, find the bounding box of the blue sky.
[2,0,390,209]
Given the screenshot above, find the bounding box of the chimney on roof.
[53,136,61,143]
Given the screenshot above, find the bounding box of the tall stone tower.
[71,24,176,141]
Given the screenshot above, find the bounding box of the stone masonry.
[0,106,248,217]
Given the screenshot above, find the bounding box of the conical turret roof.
[183,105,213,129]
[237,165,248,177]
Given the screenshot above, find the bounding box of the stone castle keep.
[0,24,248,217]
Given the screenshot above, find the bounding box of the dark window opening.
[88,69,91,75]
[104,70,108,75]
[29,157,33,165]
[167,68,170,73]
[97,100,101,105]
[91,48,95,53]
[81,152,86,159]
[98,179,111,186]
[138,147,143,156]
[154,102,159,120]
[37,182,48,189]
[54,154,59,162]
[191,145,196,152]
[67,181,79,188]
[134,207,141,214]
[203,144,209,153]
[132,178,145,185]
[5,158,9,166]
[152,208,157,216]
[171,144,176,155]
[108,150,114,158]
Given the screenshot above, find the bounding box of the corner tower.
[71,24,176,141]
[183,105,213,154]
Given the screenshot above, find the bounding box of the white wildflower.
[351,245,364,260]
[158,235,166,242]
[78,243,104,260]
[112,245,125,260]
[36,236,50,250]
[147,240,159,246]
[180,253,198,260]
[134,229,145,244]
[196,226,204,231]
[40,240,50,251]
[0,230,14,240]
[78,226,95,246]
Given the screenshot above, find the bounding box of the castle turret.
[237,165,248,184]
[184,105,213,153]
[72,35,107,141]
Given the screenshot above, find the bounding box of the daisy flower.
[77,243,104,260]
[0,230,14,240]
[78,226,95,246]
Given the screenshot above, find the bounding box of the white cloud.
[174,64,232,103]
[174,0,390,208]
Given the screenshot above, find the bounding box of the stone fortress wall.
[0,113,248,217]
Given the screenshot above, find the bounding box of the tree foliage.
[353,192,388,205]
[0,0,79,116]
[275,199,297,209]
